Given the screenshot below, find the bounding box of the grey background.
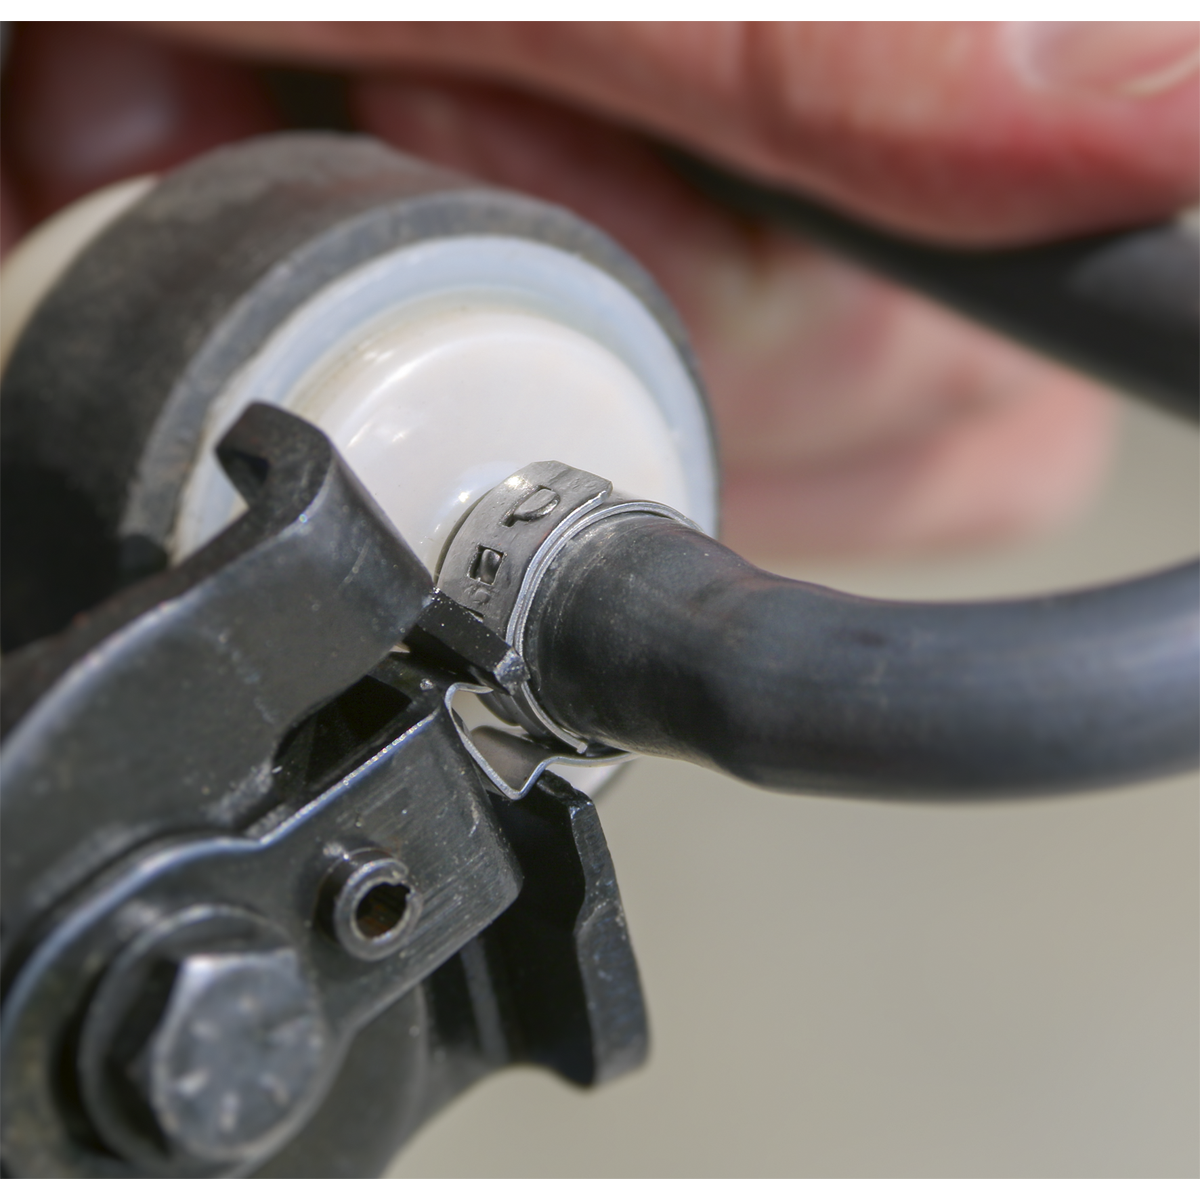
[391,396,1198,1178]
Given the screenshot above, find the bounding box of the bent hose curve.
[527,514,1199,798]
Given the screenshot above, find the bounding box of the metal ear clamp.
[443,680,630,801]
[436,461,700,753]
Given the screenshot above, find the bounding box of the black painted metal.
[480,771,648,1086]
[0,404,647,1177]
[0,403,433,931]
[407,591,530,695]
[527,513,1200,797]
[250,772,648,1180]
[672,151,1200,423]
[265,770,650,1179]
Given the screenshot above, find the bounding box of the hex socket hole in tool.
[321,847,421,961]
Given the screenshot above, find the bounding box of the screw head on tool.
[129,948,329,1164]
[77,908,332,1174]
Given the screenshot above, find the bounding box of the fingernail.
[1009,21,1199,97]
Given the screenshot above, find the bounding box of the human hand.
[3,22,1196,557]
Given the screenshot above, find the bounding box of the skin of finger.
[151,21,1198,243]
[354,72,1116,556]
[3,22,279,222]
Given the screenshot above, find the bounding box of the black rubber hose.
[671,152,1200,423]
[527,514,1200,798]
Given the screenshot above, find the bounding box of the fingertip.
[1006,22,1199,100]
[735,22,1199,244]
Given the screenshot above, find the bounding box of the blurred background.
[391,394,1198,1179]
[2,23,1195,1178]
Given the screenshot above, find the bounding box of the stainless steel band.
[436,460,699,751]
